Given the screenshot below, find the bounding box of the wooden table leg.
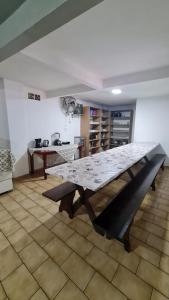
[29,153,34,174]
[43,154,47,180]
[74,185,96,221]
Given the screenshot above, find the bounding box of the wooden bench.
[42,181,77,218]
[92,154,166,252]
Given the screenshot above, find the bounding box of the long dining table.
[46,142,159,220]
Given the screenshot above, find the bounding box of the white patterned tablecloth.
[29,144,78,162]
[0,149,15,172]
[46,142,159,191]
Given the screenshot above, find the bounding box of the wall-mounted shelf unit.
[100,109,110,152]
[110,110,133,148]
[81,107,133,156]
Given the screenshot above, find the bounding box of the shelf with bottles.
[101,109,110,118]
[112,127,129,132]
[89,139,100,149]
[90,122,100,133]
[100,140,109,147]
[110,110,133,146]
[90,107,101,118]
[111,111,131,119]
[101,123,109,129]
[89,129,100,133]
[110,135,129,140]
[89,133,100,141]
[100,144,109,152]
[89,145,100,150]
[101,131,109,140]
[90,121,100,125]
[110,138,128,149]
[89,147,100,155]
[112,119,130,125]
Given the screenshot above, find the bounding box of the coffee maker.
[35,138,42,148]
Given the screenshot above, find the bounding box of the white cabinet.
[0,172,13,194]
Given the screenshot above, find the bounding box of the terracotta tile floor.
[0,168,169,300]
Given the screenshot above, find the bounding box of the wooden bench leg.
[123,219,133,252]
[75,186,96,221]
[59,191,76,218]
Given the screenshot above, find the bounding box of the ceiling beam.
[46,84,94,98]
[103,66,169,88]
[0,0,103,62]
[22,48,103,90]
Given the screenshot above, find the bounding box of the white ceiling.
[26,0,169,78]
[1,0,169,104]
[77,77,169,105]
[0,53,79,90]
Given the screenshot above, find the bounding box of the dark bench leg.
[144,156,149,163]
[59,191,76,218]
[127,168,134,180]
[161,163,165,171]
[123,219,133,252]
[151,161,165,191]
[151,179,156,191]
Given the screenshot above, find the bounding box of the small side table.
[28,150,56,179]
[28,146,82,180]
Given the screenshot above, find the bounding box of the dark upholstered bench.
[93,154,166,252]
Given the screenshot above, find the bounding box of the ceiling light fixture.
[112,88,122,95]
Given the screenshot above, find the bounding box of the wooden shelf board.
[89,139,100,142]
[111,136,129,140]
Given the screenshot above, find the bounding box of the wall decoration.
[28,92,41,101]
[61,96,83,117]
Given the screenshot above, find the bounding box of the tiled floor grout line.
[141,218,169,234]
[1,171,169,299]
[2,193,169,280]
[2,199,103,299]
[83,271,96,294]
[111,264,139,300]
[0,277,8,299]
[132,223,169,244]
[1,232,50,300]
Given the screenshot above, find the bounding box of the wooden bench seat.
[93,154,166,252]
[42,181,77,218]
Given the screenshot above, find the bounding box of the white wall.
[0,78,10,148]
[4,79,80,177]
[134,96,169,164]
[3,79,137,177]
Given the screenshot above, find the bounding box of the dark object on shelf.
[43,140,49,147]
[112,112,121,118]
[54,140,62,146]
[51,132,62,146]
[35,138,42,148]
[93,154,166,252]
[62,141,70,145]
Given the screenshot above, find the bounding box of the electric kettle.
[43,140,49,147]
